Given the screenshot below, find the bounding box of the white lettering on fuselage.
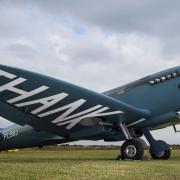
[0,69,122,129]
[3,129,19,140]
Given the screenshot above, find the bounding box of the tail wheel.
[151,149,171,160]
[121,139,144,160]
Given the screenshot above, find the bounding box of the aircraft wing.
[0,65,151,136]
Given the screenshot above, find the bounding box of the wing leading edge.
[0,65,151,136]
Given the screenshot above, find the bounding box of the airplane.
[0,64,179,160]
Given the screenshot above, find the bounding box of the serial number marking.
[3,129,19,140]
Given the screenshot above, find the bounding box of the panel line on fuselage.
[126,118,146,127]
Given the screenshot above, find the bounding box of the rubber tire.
[151,149,171,160]
[135,138,148,149]
[121,139,144,160]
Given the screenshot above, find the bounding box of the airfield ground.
[0,149,180,180]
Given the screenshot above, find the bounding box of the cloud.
[0,1,178,93]
[7,42,36,59]
[28,0,180,58]
[0,117,13,128]
[18,1,179,37]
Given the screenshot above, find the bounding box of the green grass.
[0,149,180,180]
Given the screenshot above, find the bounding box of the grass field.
[0,149,180,180]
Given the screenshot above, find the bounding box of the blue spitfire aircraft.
[0,64,179,160]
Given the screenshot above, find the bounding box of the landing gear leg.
[142,128,171,160]
[118,123,146,160]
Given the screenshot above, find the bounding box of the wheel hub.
[125,145,137,158]
[156,151,165,158]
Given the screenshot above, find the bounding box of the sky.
[0,0,180,145]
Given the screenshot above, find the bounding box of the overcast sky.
[0,0,180,145]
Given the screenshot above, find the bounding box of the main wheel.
[150,149,171,160]
[121,139,144,160]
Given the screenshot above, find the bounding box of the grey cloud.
[13,0,180,38]
[7,43,37,59]
[43,0,180,57]
[1,1,179,36]
[59,42,113,65]
[0,117,13,128]
[3,0,179,57]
